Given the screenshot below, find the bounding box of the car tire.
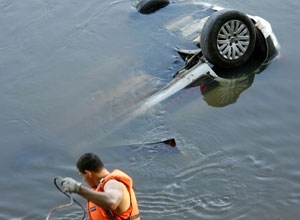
[200,9,256,69]
[136,0,170,14]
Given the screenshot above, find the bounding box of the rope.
[45,176,86,220]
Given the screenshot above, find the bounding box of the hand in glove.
[61,177,82,193]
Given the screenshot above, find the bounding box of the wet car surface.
[128,0,280,115]
[81,0,281,144]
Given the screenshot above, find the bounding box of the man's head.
[77,153,106,188]
[76,153,104,174]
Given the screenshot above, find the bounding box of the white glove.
[61,177,82,193]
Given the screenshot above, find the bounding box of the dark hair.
[76,153,104,173]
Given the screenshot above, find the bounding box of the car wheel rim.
[217,20,250,60]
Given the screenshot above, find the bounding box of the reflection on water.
[200,72,255,107]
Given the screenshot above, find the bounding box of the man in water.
[62,153,140,220]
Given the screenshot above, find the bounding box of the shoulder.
[104,170,133,187]
[104,179,124,190]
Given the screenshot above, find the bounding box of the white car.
[133,0,280,108]
[70,1,281,146]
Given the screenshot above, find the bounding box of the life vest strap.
[105,209,115,220]
[105,210,140,220]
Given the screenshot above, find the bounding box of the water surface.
[0,0,299,219]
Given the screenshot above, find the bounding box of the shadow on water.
[98,138,179,164]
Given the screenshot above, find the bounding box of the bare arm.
[79,180,127,211]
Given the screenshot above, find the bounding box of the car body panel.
[81,1,281,145]
[132,1,280,110]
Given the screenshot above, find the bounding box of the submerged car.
[67,1,280,146]
[132,0,280,109]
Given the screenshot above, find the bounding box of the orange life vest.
[87,169,140,220]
